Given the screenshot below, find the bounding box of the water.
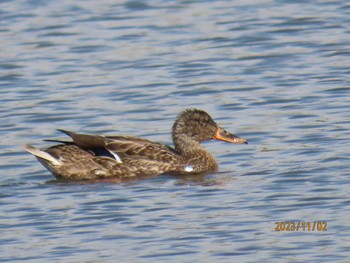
[1,0,350,262]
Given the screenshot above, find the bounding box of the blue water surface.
[1,0,350,262]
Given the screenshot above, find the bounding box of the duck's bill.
[213,127,248,144]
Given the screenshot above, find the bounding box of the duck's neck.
[172,134,217,170]
[173,134,203,156]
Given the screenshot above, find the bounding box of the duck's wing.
[57,129,108,148]
[57,129,182,164]
[106,138,180,163]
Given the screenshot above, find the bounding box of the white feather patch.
[107,149,123,163]
[184,165,194,172]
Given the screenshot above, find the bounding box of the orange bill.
[213,127,248,144]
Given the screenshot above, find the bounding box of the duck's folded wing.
[57,130,182,164]
[58,129,108,148]
[58,130,155,149]
[105,139,181,164]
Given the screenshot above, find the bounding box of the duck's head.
[172,109,247,144]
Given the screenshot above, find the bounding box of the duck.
[24,109,247,180]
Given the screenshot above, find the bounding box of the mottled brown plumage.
[25,109,247,180]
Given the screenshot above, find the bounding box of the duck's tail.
[24,145,61,166]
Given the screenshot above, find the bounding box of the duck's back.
[104,135,182,164]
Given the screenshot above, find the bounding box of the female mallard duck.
[25,109,247,180]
